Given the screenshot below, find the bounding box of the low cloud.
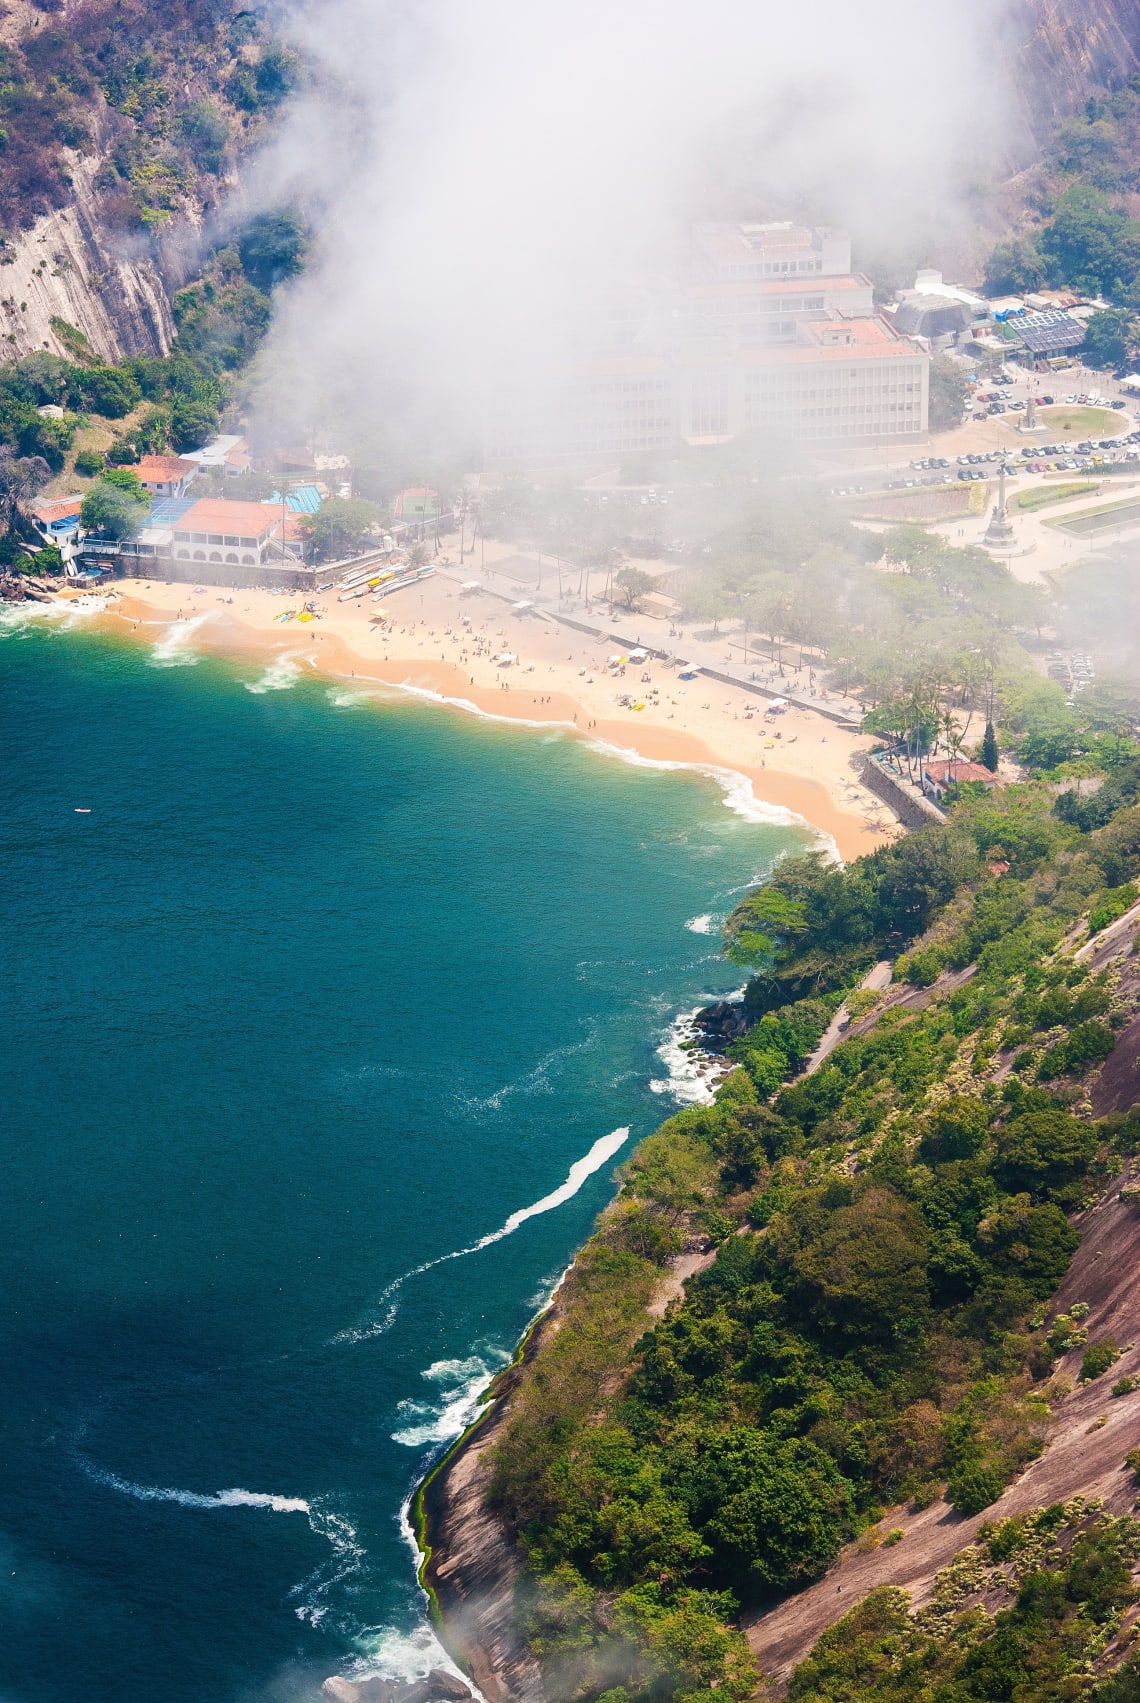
[246,0,1009,457]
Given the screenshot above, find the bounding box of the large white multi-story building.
[484,223,930,462]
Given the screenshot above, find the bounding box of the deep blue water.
[0,604,809,1703]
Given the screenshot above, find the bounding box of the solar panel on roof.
[148,497,196,525]
[1014,310,1084,354]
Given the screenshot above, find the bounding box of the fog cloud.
[246,0,1009,457]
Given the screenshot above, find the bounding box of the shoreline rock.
[417,1308,564,1703]
[322,1667,474,1703]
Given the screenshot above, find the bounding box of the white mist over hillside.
[247,0,1008,454]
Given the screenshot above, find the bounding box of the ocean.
[0,600,811,1703]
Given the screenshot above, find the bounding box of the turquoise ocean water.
[0,601,811,1703]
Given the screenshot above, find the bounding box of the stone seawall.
[856,756,946,829]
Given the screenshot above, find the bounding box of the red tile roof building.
[924,760,1000,800]
[170,499,284,567]
[135,455,199,497]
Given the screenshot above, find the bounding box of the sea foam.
[650,990,744,1105]
[149,611,213,667]
[79,1458,310,1514]
[80,1454,368,1633]
[394,678,576,731]
[333,1126,630,1345]
[391,1351,511,1447]
[0,594,111,635]
[585,737,802,827]
[245,651,308,693]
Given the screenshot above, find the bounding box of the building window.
[691,372,729,436]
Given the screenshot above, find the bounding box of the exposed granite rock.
[322,1667,474,1703]
[692,999,748,1049]
[420,1326,555,1703]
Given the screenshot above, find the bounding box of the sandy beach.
[79,565,901,861]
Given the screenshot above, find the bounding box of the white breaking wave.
[351,1586,490,1703]
[288,1502,368,1630]
[650,993,743,1105]
[80,1460,310,1513]
[391,1351,510,1447]
[81,1454,367,1633]
[584,736,806,827]
[354,1623,460,1687]
[395,678,577,731]
[333,1126,630,1344]
[245,651,308,693]
[327,686,374,708]
[149,611,213,666]
[0,594,111,635]
[685,913,714,934]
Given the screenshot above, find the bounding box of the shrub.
[1112,1376,1139,1397]
[947,1459,1006,1516]
[79,478,148,539]
[73,447,103,475]
[72,364,140,418]
[1089,883,1138,935]
[917,1095,989,1163]
[844,988,881,1023]
[1081,1339,1122,1382]
[993,1107,1098,1196]
[169,396,217,453]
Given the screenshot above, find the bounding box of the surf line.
[332,1126,631,1346]
[78,1461,310,1513]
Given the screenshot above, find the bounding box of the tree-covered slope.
[473,779,1140,1703]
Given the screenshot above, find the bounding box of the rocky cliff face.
[0,155,175,363]
[1008,0,1140,158]
[0,0,290,367]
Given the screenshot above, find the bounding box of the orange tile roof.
[32,495,84,521]
[136,454,197,482]
[174,499,278,537]
[928,760,998,786]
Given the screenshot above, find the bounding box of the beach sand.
[83,567,901,861]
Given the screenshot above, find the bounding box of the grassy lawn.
[1037,405,1126,437]
[847,486,974,523]
[1016,480,1100,511]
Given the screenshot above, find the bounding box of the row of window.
[722,259,825,276]
[175,548,260,564]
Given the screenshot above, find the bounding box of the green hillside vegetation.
[791,1502,1140,1703]
[985,77,1140,363]
[0,0,296,244]
[0,211,306,563]
[484,773,1140,1703]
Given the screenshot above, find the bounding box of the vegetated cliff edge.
[417,816,1140,1703]
[1011,0,1140,150]
[0,0,293,363]
[417,1309,558,1703]
[0,151,175,363]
